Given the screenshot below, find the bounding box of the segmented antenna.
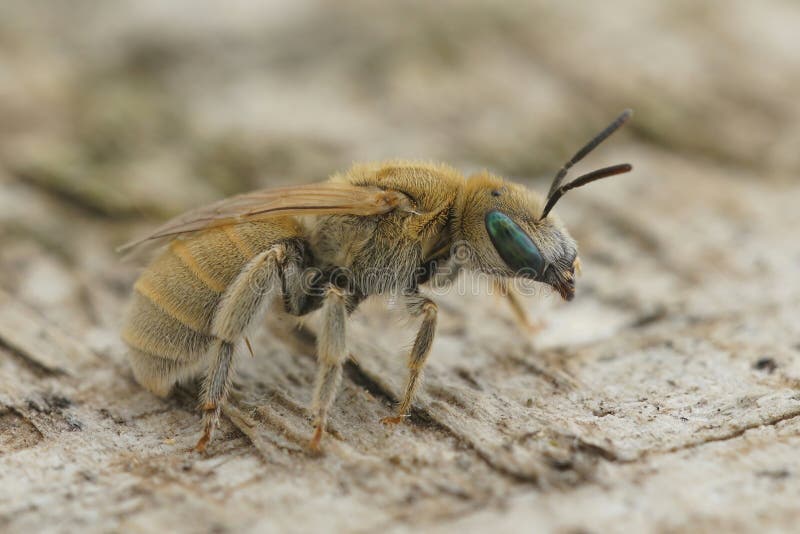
[540,109,633,220]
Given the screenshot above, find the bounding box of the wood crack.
[654,409,800,456]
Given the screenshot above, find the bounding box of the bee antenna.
[540,109,633,220]
[540,163,632,219]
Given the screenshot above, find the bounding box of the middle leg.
[381,292,438,425]
[308,286,349,453]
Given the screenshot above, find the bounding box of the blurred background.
[2,0,798,218]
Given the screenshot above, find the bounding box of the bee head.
[453,176,579,300]
[452,109,633,301]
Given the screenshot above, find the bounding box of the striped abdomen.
[122,218,304,395]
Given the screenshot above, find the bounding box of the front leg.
[381,293,438,425]
[492,278,544,334]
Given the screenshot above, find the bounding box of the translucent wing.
[118,182,411,254]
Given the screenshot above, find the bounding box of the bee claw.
[307,425,325,455]
[380,415,408,426]
[524,318,547,335]
[193,435,210,454]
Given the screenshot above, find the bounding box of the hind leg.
[195,340,236,452]
[195,242,305,452]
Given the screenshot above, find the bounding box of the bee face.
[456,174,578,300]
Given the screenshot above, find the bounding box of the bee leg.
[492,279,544,334]
[381,294,437,425]
[195,339,235,453]
[308,286,348,454]
[195,245,291,453]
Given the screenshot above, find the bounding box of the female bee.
[120,110,633,453]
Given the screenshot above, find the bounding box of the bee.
[120,110,633,453]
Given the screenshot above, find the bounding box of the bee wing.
[118,182,411,255]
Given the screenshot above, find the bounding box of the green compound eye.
[485,210,544,278]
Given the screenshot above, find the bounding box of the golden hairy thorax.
[312,162,466,286]
[338,161,464,216]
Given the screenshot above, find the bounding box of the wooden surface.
[1,2,800,533]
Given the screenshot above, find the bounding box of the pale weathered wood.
[0,289,99,377]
